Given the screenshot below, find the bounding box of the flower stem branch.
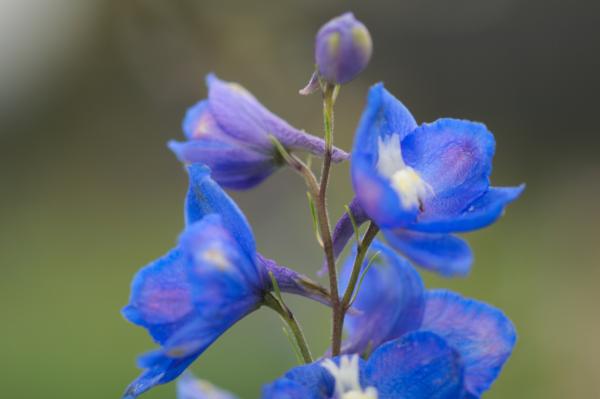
[340,222,380,311]
[317,84,344,356]
[264,292,313,364]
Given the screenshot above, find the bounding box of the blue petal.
[262,378,320,399]
[177,372,239,399]
[262,360,337,399]
[122,217,264,397]
[123,350,198,399]
[383,230,472,277]
[341,241,425,355]
[207,74,348,162]
[420,290,517,397]
[185,164,257,262]
[122,248,194,344]
[401,118,495,219]
[364,331,465,399]
[409,185,525,233]
[351,84,420,228]
[165,216,263,357]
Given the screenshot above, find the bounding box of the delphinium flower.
[331,83,524,276]
[264,241,515,399]
[169,74,348,190]
[122,9,523,399]
[122,165,327,398]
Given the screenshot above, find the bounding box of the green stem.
[317,84,344,356]
[340,222,380,310]
[264,293,313,364]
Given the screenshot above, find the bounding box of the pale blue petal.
[409,185,525,233]
[365,331,465,399]
[421,290,517,397]
[383,230,472,277]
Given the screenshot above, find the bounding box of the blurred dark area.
[1,0,599,398]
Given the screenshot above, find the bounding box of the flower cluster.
[122,12,523,399]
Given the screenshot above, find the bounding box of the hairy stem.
[317,84,343,356]
[340,222,380,311]
[264,293,313,364]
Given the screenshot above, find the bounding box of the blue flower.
[265,242,515,399]
[177,372,239,399]
[169,74,348,190]
[339,241,516,398]
[344,83,524,276]
[315,12,372,85]
[263,332,465,399]
[122,165,330,398]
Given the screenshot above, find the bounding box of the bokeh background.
[1,0,599,398]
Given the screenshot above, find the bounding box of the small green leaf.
[344,204,360,245]
[349,251,381,308]
[307,192,323,247]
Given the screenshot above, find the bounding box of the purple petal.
[364,331,465,399]
[315,12,372,84]
[257,254,331,306]
[319,197,368,276]
[383,230,472,277]
[207,74,348,162]
[421,290,517,396]
[169,140,278,190]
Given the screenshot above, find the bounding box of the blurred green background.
[1,0,599,398]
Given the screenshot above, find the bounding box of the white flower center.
[321,355,378,399]
[376,134,432,210]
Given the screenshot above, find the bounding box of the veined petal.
[262,360,336,399]
[341,241,425,355]
[122,249,194,344]
[262,378,320,399]
[383,230,472,277]
[169,139,278,190]
[410,185,525,233]
[185,164,257,263]
[364,331,465,399]
[402,118,495,219]
[177,372,239,399]
[351,84,420,228]
[123,217,264,398]
[123,351,198,399]
[206,74,348,162]
[421,290,516,397]
[181,214,263,304]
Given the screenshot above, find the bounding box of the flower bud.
[315,12,372,85]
